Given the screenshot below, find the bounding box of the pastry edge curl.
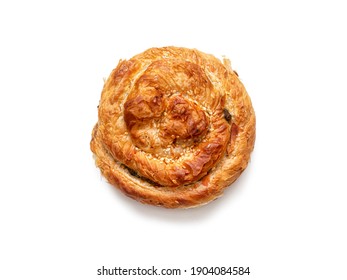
[91,102,255,209]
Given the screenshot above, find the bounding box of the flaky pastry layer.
[90,46,255,208]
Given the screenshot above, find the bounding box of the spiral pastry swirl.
[91,47,255,208]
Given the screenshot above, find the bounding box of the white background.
[1,1,346,279]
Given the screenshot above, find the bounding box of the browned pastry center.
[91,46,255,208]
[121,59,230,187]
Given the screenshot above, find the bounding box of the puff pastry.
[90,46,255,208]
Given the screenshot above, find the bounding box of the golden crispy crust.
[90,46,255,208]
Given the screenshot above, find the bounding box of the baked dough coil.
[91,47,255,208]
